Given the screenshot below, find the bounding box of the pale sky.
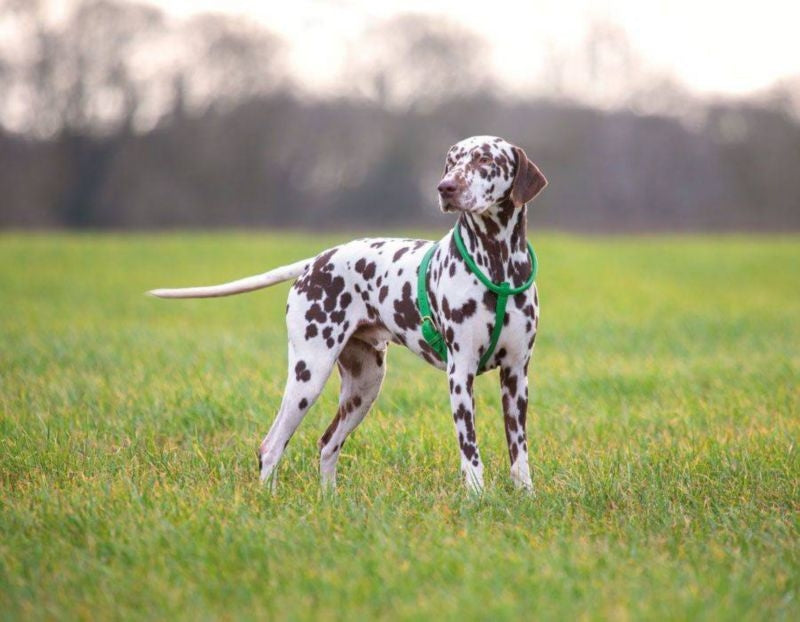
[142,0,800,99]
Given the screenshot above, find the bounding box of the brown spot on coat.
[393,247,410,262]
[295,361,311,382]
[393,281,420,330]
[305,303,327,324]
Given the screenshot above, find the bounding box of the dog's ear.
[511,146,547,207]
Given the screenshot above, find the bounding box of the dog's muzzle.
[438,179,463,212]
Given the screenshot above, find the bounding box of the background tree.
[0,1,798,231]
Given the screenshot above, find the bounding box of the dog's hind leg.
[258,340,338,489]
[318,338,387,489]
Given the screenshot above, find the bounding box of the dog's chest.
[429,261,538,369]
[422,231,538,368]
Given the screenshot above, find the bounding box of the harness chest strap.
[417,224,538,374]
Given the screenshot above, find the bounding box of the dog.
[149,136,547,493]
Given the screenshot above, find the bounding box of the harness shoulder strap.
[417,244,448,362]
[479,283,511,372]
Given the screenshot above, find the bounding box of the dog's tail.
[147,258,312,299]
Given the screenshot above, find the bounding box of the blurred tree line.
[0,0,798,231]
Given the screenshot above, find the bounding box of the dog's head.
[437,136,547,215]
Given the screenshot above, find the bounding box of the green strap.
[417,244,448,362]
[479,283,511,372]
[452,224,537,294]
[416,224,537,374]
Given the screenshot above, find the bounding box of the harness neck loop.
[452,220,537,293]
[417,220,537,374]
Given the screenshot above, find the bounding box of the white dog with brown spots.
[150,136,547,493]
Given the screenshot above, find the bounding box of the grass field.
[1,231,798,621]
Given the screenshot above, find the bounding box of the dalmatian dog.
[149,136,547,493]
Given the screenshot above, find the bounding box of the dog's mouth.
[439,196,488,215]
[439,199,458,213]
[439,193,473,214]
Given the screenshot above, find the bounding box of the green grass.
[1,231,798,621]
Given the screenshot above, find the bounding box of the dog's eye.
[478,155,492,165]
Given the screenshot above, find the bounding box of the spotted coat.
[150,135,548,493]
[256,136,547,492]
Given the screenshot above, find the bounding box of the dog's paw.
[462,466,485,495]
[258,460,279,494]
[510,474,534,494]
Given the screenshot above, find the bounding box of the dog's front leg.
[447,362,484,493]
[500,362,533,491]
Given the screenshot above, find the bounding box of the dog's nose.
[438,180,458,197]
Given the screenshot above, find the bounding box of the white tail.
[148,258,311,299]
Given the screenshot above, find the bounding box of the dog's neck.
[457,198,531,286]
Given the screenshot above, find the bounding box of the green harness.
[417,223,538,374]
